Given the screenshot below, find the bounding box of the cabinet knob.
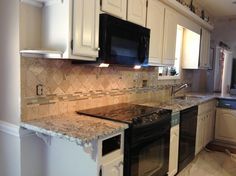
[94,47,100,51]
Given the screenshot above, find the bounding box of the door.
[215,108,236,143]
[199,28,211,68]
[146,0,165,65]
[127,0,147,26]
[168,125,179,176]
[101,0,127,19]
[195,115,204,155]
[73,0,99,59]
[162,7,177,66]
[102,156,123,176]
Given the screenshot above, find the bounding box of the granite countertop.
[136,92,236,112]
[21,113,128,145]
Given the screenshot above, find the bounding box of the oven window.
[131,137,169,176]
[111,36,139,64]
[139,140,164,176]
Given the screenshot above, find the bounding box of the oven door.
[130,131,170,176]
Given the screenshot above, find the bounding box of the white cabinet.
[215,108,236,144]
[72,0,100,58]
[102,156,123,176]
[195,100,216,155]
[146,0,165,65]
[147,1,177,66]
[168,125,179,176]
[127,0,147,26]
[101,0,127,19]
[20,0,99,60]
[199,28,211,69]
[162,7,177,65]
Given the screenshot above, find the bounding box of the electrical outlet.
[36,84,44,96]
[142,80,148,88]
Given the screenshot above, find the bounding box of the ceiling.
[198,0,236,18]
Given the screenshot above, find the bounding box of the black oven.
[125,115,171,176]
[77,103,171,176]
[99,14,150,67]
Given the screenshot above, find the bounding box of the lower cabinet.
[195,100,216,155]
[168,125,179,176]
[101,156,123,176]
[215,108,236,144]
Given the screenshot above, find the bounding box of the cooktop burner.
[77,103,171,125]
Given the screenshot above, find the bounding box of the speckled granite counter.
[136,92,236,112]
[21,113,128,145]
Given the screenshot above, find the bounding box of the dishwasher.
[178,106,198,172]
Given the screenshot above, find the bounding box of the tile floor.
[177,150,236,176]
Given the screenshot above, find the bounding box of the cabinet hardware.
[71,40,74,50]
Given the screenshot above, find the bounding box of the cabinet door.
[215,108,236,143]
[168,125,179,176]
[127,0,147,26]
[199,28,211,68]
[73,0,99,59]
[101,0,127,19]
[195,115,204,155]
[162,8,177,66]
[102,156,123,176]
[146,0,165,65]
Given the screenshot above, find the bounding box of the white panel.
[72,0,98,59]
[182,28,201,69]
[127,0,146,26]
[146,0,164,65]
[0,132,21,176]
[168,125,179,176]
[215,108,236,144]
[162,8,177,66]
[101,0,127,19]
[0,0,21,124]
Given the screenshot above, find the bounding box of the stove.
[78,103,171,127]
[77,103,172,176]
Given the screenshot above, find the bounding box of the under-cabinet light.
[134,65,141,69]
[99,63,109,68]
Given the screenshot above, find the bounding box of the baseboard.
[0,120,20,137]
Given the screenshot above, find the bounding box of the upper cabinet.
[199,28,211,69]
[162,8,177,65]
[147,2,177,66]
[72,0,100,58]
[146,0,164,65]
[20,0,99,61]
[127,0,147,26]
[101,0,127,20]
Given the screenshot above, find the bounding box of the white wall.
[0,0,21,124]
[212,19,236,58]
[0,131,21,176]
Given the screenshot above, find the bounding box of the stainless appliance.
[178,106,198,172]
[78,103,171,176]
[99,14,150,67]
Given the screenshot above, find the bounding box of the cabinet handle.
[118,161,123,167]
[94,47,100,51]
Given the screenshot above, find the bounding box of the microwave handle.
[141,36,149,58]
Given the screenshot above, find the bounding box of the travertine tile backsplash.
[21,58,193,121]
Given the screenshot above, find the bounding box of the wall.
[211,19,236,58]
[21,58,193,121]
[0,0,21,124]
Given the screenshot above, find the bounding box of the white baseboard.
[0,120,20,137]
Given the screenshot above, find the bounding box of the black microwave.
[98,14,150,67]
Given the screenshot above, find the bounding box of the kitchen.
[0,0,236,176]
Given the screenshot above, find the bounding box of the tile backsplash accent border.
[21,58,193,121]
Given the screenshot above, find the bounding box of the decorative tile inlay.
[21,58,193,120]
